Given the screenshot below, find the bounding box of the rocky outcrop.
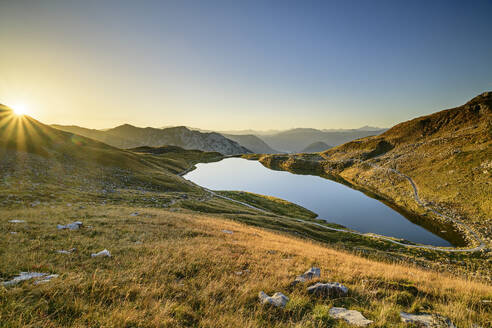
[329,307,373,326]
[258,291,289,308]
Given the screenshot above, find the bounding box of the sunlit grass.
[0,205,490,327]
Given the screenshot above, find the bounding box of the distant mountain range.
[222,134,280,154]
[259,127,387,153]
[52,124,385,155]
[52,124,251,155]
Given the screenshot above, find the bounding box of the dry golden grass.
[1,205,491,327]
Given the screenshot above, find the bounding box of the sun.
[12,104,28,116]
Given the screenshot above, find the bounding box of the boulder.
[329,307,373,327]
[307,282,348,297]
[258,291,289,308]
[400,312,457,328]
[292,267,320,285]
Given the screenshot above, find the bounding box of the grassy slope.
[1,206,491,327]
[216,191,317,219]
[257,92,492,249]
[1,104,491,326]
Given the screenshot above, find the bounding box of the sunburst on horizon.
[11,103,29,116]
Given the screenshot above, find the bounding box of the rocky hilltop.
[53,124,251,155]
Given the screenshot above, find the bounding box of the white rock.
[400,312,457,328]
[56,248,76,254]
[329,307,373,327]
[2,272,51,287]
[307,282,348,297]
[91,249,111,258]
[222,229,234,234]
[34,274,59,285]
[292,267,321,285]
[130,212,139,217]
[258,291,289,308]
[8,220,25,223]
[57,221,83,230]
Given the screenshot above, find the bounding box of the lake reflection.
[184,158,452,246]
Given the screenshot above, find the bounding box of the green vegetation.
[216,191,317,219]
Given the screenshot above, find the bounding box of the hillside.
[258,92,492,248]
[2,205,491,327]
[222,133,280,154]
[0,105,220,195]
[53,124,251,155]
[302,141,332,153]
[261,128,386,153]
[1,102,491,327]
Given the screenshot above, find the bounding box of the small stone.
[222,229,234,234]
[400,312,457,328]
[292,267,321,285]
[91,249,111,258]
[130,212,139,217]
[8,220,25,223]
[34,274,59,285]
[258,291,289,308]
[56,248,76,254]
[307,282,348,297]
[57,221,83,230]
[329,307,373,327]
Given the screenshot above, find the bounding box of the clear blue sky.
[1,0,491,130]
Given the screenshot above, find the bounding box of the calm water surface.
[184,158,452,246]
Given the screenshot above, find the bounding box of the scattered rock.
[91,249,111,258]
[307,282,348,297]
[292,267,321,285]
[222,229,234,234]
[235,269,250,276]
[8,220,25,223]
[34,274,59,285]
[130,212,139,217]
[10,232,17,234]
[57,221,83,230]
[329,307,373,327]
[56,248,77,254]
[258,291,289,308]
[2,272,56,287]
[400,312,456,328]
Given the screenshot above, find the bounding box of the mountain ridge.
[52,124,251,155]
